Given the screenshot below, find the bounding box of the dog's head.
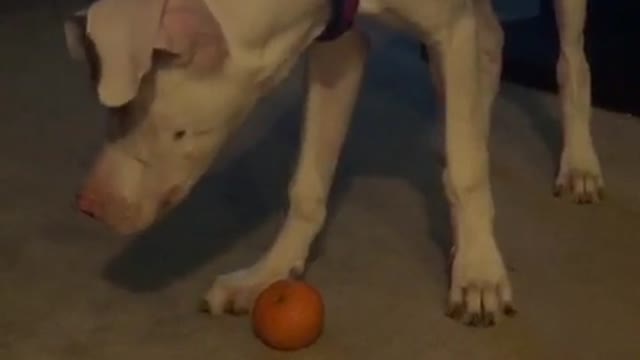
[66,0,311,235]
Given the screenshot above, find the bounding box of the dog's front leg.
[203,30,369,315]
[428,6,514,327]
[553,0,604,203]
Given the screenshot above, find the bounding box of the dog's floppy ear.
[64,10,103,85]
[63,10,90,62]
[82,0,168,107]
[63,0,228,108]
[154,0,228,73]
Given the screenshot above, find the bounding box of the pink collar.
[316,0,360,41]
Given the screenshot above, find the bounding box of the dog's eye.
[173,130,186,140]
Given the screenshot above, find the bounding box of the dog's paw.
[554,147,604,204]
[200,262,303,316]
[447,244,516,327]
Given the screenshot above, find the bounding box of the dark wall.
[502,0,640,116]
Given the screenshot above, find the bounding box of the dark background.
[502,0,639,116]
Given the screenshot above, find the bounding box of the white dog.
[64,0,603,327]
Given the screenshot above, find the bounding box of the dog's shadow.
[103,33,453,293]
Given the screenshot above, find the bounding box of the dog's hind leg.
[426,3,514,327]
[425,0,502,158]
[475,0,504,135]
[553,0,604,203]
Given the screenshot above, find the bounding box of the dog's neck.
[204,0,331,90]
[205,0,329,54]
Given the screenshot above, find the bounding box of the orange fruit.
[251,279,325,351]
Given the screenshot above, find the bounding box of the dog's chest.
[357,0,420,33]
[355,0,466,37]
[357,0,387,15]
